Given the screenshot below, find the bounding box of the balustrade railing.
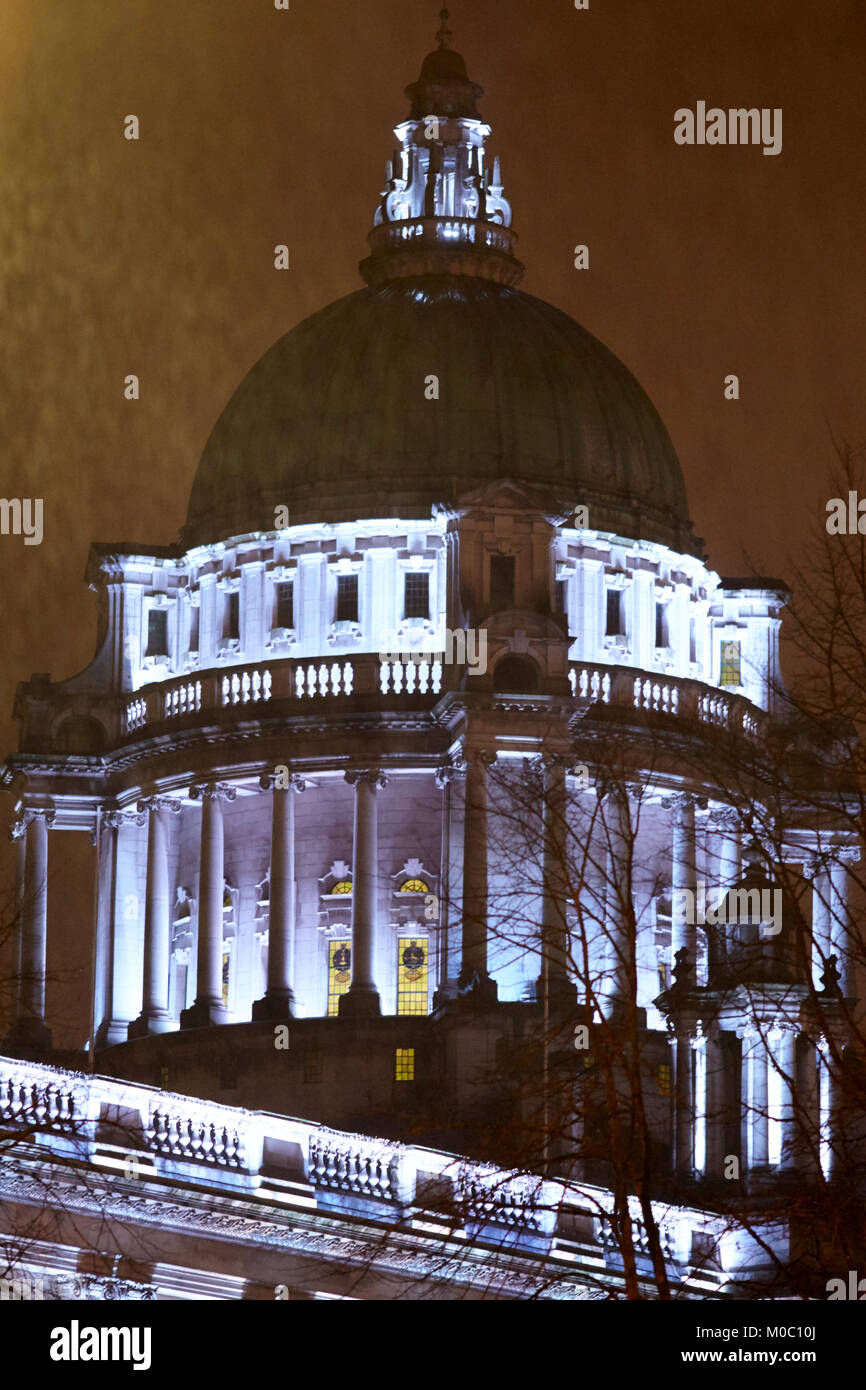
[121,654,762,741]
[569,662,761,739]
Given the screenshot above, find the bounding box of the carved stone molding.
[136,796,183,815]
[189,782,238,803]
[344,768,388,789]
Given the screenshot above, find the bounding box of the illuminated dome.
[182,11,700,557]
[184,278,699,555]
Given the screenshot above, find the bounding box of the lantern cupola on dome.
[360,9,523,288]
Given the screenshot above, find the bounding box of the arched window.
[331,879,352,895]
[399,877,430,894]
[493,654,539,694]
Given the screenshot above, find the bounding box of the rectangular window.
[606,588,623,637]
[221,949,231,1007]
[188,606,199,653]
[146,608,168,658]
[657,962,669,994]
[719,639,741,687]
[404,571,430,620]
[657,1063,673,1096]
[335,574,358,623]
[225,590,240,640]
[489,554,515,611]
[655,601,669,648]
[327,939,352,1017]
[555,579,568,615]
[689,617,697,664]
[395,1048,415,1082]
[275,580,294,630]
[397,937,429,1016]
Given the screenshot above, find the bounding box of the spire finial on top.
[436,8,452,49]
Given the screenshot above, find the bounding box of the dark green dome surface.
[184,275,700,556]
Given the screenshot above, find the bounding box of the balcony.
[119,653,764,743]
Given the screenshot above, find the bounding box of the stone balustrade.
[0,1053,785,1288]
[119,653,764,742]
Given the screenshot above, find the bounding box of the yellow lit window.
[397,938,428,1016]
[657,962,669,994]
[222,949,231,1007]
[331,880,352,895]
[658,1063,674,1097]
[395,1048,415,1082]
[327,939,351,1016]
[719,640,741,687]
[399,878,430,894]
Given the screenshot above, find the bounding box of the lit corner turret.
[360,10,524,288]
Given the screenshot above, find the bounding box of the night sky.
[0,0,863,1041]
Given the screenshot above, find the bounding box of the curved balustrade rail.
[569,663,762,739]
[121,655,762,741]
[0,1053,775,1287]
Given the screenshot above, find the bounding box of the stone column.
[703,1025,728,1180]
[5,808,55,1052]
[600,784,632,1015]
[809,860,832,991]
[433,759,463,1006]
[827,850,858,998]
[94,808,146,1046]
[769,1025,798,1171]
[674,1028,694,1177]
[339,769,386,1018]
[669,794,698,964]
[253,772,304,1020]
[742,1027,769,1171]
[181,783,236,1029]
[539,756,574,1007]
[130,796,182,1037]
[9,816,27,1025]
[458,750,497,1003]
[817,1038,844,1180]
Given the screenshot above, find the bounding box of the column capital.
[102,808,146,830]
[259,770,306,793]
[661,791,705,816]
[190,782,237,803]
[136,796,183,815]
[344,768,388,789]
[707,806,741,833]
[10,807,56,840]
[435,756,466,789]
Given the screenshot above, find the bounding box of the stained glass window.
[331,879,352,895]
[222,949,231,1007]
[399,878,429,894]
[719,640,741,687]
[657,1063,673,1097]
[327,939,352,1016]
[397,938,428,1016]
[395,1048,415,1081]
